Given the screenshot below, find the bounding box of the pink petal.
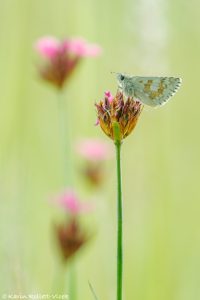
[83,44,102,57]
[104,91,114,103]
[76,139,113,161]
[53,189,92,215]
[35,36,60,58]
[95,118,100,126]
[61,39,72,52]
[68,38,102,57]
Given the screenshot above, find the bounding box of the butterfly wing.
[132,77,182,107]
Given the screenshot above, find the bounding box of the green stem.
[57,90,74,186]
[115,140,123,300]
[113,122,123,300]
[69,260,77,300]
[57,91,76,300]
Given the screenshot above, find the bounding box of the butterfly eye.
[120,75,125,81]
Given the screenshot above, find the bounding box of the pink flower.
[34,36,102,88]
[54,189,92,215]
[76,139,112,161]
[35,36,60,58]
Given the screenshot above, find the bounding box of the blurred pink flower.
[34,36,102,88]
[76,139,112,161]
[54,189,92,215]
[35,36,59,58]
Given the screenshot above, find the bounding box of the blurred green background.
[0,0,200,299]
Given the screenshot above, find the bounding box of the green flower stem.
[57,90,76,300]
[113,122,123,300]
[69,260,77,300]
[57,90,74,186]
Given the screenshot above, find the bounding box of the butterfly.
[116,73,182,107]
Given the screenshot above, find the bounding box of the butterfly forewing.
[132,76,182,107]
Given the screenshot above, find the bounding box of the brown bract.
[56,218,89,261]
[81,162,104,187]
[96,91,143,141]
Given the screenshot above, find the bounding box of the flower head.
[56,218,89,261]
[96,91,143,142]
[76,139,113,187]
[35,36,102,89]
[53,189,92,215]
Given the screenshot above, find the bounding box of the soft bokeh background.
[0,0,200,299]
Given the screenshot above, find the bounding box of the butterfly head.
[116,73,127,90]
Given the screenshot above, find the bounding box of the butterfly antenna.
[111,71,119,75]
[88,281,99,300]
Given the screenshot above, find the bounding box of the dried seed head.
[96,91,143,141]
